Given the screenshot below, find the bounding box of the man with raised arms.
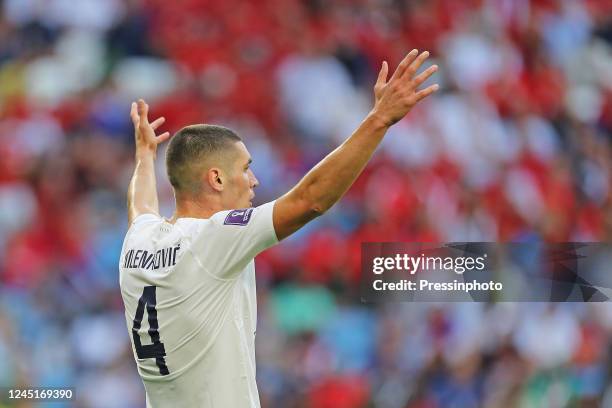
[119,50,438,407]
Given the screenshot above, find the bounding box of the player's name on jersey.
[123,244,181,270]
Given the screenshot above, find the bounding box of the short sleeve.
[131,213,160,226]
[128,213,161,233]
[191,201,278,279]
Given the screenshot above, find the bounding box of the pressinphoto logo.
[360,243,612,302]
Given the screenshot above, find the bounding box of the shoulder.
[123,214,165,249]
[211,208,255,227]
[128,213,163,232]
[210,201,276,228]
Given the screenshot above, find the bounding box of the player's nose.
[249,170,259,188]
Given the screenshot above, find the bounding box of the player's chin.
[236,194,252,209]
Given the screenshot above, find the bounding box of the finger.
[412,64,438,88]
[415,84,440,102]
[150,116,166,131]
[404,50,430,79]
[390,49,419,82]
[130,102,139,127]
[375,61,389,88]
[156,132,171,144]
[137,99,149,126]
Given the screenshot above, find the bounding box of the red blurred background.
[1,0,612,406]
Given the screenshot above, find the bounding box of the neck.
[168,194,223,223]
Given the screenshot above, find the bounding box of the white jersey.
[119,202,277,408]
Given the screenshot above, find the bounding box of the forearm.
[273,51,437,240]
[291,112,389,213]
[127,151,160,224]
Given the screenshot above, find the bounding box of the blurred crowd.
[1,0,612,406]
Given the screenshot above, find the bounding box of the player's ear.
[208,168,224,192]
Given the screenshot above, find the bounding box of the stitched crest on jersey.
[224,208,254,226]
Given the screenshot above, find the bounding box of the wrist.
[135,147,157,161]
[366,109,392,130]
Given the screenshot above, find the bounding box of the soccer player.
[120,49,438,407]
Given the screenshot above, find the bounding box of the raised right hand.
[130,99,171,158]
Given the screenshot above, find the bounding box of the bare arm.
[127,99,170,225]
[273,50,439,240]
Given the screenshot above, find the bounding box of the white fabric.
[119,201,278,408]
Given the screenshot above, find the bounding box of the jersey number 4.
[131,286,170,375]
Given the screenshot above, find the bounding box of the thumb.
[130,102,139,127]
[375,61,388,88]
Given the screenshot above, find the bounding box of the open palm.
[130,99,171,155]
